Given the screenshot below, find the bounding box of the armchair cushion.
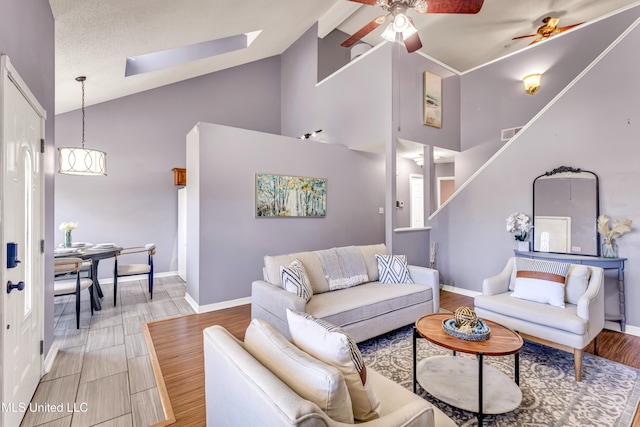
[281,259,313,302]
[244,318,354,423]
[287,309,381,421]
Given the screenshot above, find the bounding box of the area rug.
[359,325,640,427]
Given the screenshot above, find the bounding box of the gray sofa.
[204,322,456,427]
[251,244,440,342]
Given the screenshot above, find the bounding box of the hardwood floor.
[145,291,640,426]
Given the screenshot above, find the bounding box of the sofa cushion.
[375,254,414,284]
[356,244,388,282]
[287,310,381,421]
[265,251,329,294]
[474,292,587,335]
[244,318,354,423]
[306,282,432,329]
[511,258,570,307]
[280,259,313,302]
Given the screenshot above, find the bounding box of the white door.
[1,55,46,427]
[178,187,187,281]
[409,174,424,228]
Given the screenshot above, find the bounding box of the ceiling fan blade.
[346,0,378,5]
[424,0,484,14]
[340,15,387,48]
[545,17,561,31]
[528,38,543,46]
[553,22,584,34]
[512,33,537,40]
[403,32,423,53]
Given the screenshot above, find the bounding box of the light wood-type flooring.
[21,276,195,427]
[145,287,640,427]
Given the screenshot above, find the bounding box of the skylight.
[125,30,262,77]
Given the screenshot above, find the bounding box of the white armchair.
[474,257,604,381]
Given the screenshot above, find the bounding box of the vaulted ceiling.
[51,0,640,114]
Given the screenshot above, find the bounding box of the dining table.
[54,243,122,311]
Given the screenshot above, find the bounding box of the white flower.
[506,212,532,241]
[59,222,78,232]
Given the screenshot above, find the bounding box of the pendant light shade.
[58,76,107,176]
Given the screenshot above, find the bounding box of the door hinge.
[40,239,45,254]
[40,340,44,355]
[40,139,45,153]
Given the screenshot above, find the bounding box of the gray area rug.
[359,325,640,426]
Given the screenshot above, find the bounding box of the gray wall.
[55,57,281,280]
[1,1,56,352]
[187,123,385,306]
[317,29,354,82]
[456,6,640,186]
[429,15,640,329]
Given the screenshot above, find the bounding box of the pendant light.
[58,76,107,176]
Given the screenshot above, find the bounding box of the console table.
[514,250,627,331]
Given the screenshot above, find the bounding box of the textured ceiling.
[51,0,640,114]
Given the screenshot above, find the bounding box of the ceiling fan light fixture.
[381,22,397,42]
[402,17,418,39]
[414,0,428,14]
[392,13,411,33]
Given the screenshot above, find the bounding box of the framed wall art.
[256,173,327,217]
[423,71,442,128]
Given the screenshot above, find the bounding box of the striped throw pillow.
[511,258,570,307]
[280,259,313,302]
[375,254,414,284]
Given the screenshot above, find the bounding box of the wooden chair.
[54,257,95,329]
[113,243,155,306]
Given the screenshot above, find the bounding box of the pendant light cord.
[81,78,86,148]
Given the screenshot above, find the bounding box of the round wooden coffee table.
[413,313,523,425]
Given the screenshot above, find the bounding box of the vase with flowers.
[597,215,632,258]
[506,212,533,251]
[59,222,78,248]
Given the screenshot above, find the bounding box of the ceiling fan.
[512,17,584,45]
[340,0,484,54]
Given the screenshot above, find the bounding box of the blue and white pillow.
[375,254,414,284]
[280,259,313,302]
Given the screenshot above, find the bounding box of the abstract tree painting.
[256,174,327,217]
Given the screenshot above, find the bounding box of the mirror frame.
[532,166,600,256]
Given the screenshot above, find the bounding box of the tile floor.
[21,275,194,427]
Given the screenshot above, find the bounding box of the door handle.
[6,281,25,294]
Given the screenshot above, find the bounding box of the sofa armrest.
[482,258,514,296]
[251,280,307,320]
[408,265,440,312]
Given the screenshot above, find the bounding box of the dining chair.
[113,243,155,306]
[54,257,95,329]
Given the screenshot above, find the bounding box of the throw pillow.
[244,318,354,423]
[286,309,381,421]
[375,254,414,284]
[565,264,591,305]
[280,259,313,302]
[511,258,571,307]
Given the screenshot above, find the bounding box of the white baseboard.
[442,285,481,298]
[43,343,58,374]
[98,270,179,285]
[443,286,640,337]
[184,293,251,314]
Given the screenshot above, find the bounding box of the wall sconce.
[300,129,322,140]
[523,73,542,95]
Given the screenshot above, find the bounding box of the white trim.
[394,226,431,233]
[184,293,251,314]
[415,50,461,76]
[98,270,179,285]
[428,15,640,221]
[43,343,58,374]
[442,285,480,298]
